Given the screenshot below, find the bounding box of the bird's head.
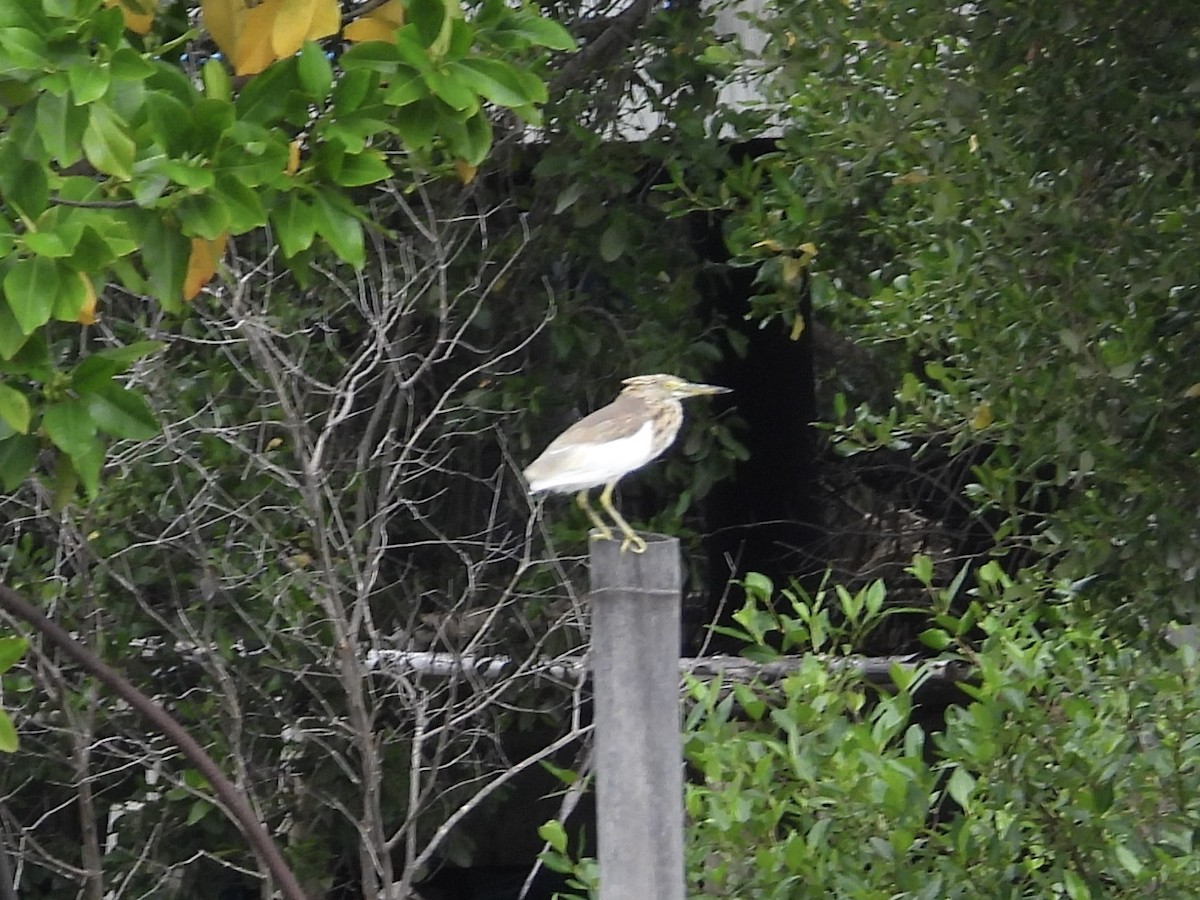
[620,373,731,401]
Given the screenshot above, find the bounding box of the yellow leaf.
[286,139,302,175]
[200,0,242,61]
[273,0,339,58]
[970,402,993,430]
[780,256,803,286]
[1183,383,1200,399]
[183,234,228,301]
[205,0,318,77]
[345,17,396,42]
[454,160,477,184]
[233,0,281,76]
[76,273,97,325]
[286,552,312,570]
[105,0,155,34]
[344,0,406,43]
[308,0,341,38]
[893,171,930,186]
[266,437,284,451]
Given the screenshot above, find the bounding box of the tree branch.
[0,584,306,900]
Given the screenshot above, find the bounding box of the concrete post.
[588,532,685,900]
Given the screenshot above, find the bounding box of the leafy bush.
[684,570,1200,899]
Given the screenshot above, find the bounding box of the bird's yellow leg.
[598,482,647,553]
[576,490,613,542]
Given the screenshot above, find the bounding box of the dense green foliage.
[686,573,1200,899]
[676,1,1200,897]
[722,0,1200,619]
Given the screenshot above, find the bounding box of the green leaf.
[141,93,196,156]
[0,28,48,74]
[111,48,156,81]
[213,175,267,233]
[71,340,163,392]
[393,27,436,73]
[331,68,376,114]
[74,222,136,271]
[83,103,135,180]
[382,69,426,107]
[138,220,188,310]
[297,41,333,100]
[235,57,303,125]
[63,435,104,499]
[1114,842,1142,876]
[1062,870,1090,900]
[4,257,60,334]
[340,42,403,74]
[395,98,439,150]
[202,57,231,102]
[51,271,88,322]
[537,819,568,854]
[273,193,316,258]
[553,182,586,215]
[186,799,212,826]
[907,553,934,585]
[176,194,230,240]
[153,158,214,193]
[408,0,446,49]
[502,14,576,51]
[43,399,97,457]
[0,708,17,753]
[310,191,365,267]
[216,122,290,186]
[0,153,48,219]
[68,61,110,104]
[0,303,30,360]
[0,635,26,674]
[444,17,472,60]
[83,381,157,441]
[0,434,36,490]
[458,111,492,165]
[334,151,392,187]
[36,90,87,167]
[424,66,477,112]
[23,230,73,259]
[599,222,627,262]
[0,383,30,433]
[189,98,237,153]
[918,628,952,650]
[945,767,975,810]
[452,58,533,108]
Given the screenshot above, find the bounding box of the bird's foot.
[619,532,648,554]
[589,526,614,542]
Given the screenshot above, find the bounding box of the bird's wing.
[543,394,653,446]
[524,396,657,493]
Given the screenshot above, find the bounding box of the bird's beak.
[682,383,731,396]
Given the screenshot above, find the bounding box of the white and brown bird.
[523,374,730,553]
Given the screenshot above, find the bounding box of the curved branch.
[0,584,306,900]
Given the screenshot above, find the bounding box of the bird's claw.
[620,533,648,554]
